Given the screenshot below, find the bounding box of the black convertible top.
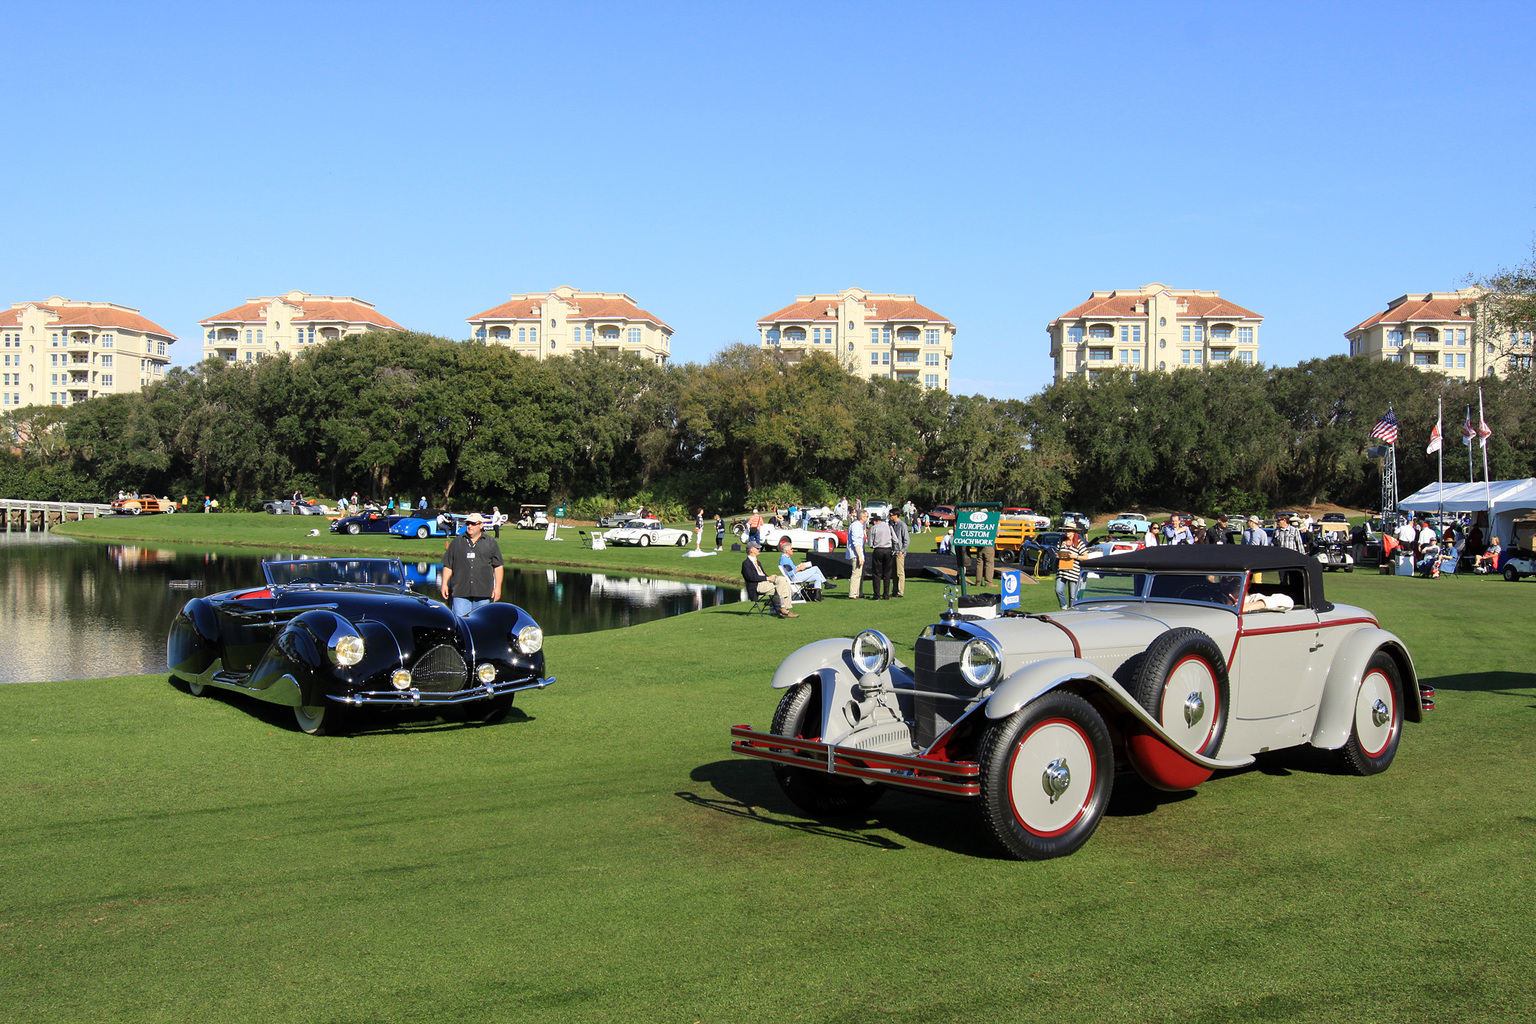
[1091,544,1328,611]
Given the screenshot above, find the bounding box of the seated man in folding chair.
[742,540,798,618]
[777,537,828,602]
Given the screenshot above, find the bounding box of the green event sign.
[953,508,1000,546]
[555,506,567,518]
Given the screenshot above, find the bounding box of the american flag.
[1369,408,1398,444]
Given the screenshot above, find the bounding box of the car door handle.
[1310,641,1325,652]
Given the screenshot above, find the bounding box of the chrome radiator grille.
[913,636,977,749]
[412,644,468,692]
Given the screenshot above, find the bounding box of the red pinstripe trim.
[1032,614,1081,657]
[1230,615,1379,663]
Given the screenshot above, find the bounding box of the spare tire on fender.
[1126,627,1230,791]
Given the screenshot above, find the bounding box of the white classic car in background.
[601,518,694,547]
[756,524,842,551]
[731,546,1426,860]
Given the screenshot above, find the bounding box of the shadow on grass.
[1422,670,1536,697]
[685,758,1010,860]
[167,675,533,735]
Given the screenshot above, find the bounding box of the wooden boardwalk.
[1,499,115,532]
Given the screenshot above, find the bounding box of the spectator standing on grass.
[746,508,763,546]
[890,510,910,597]
[1397,518,1418,559]
[1204,513,1229,544]
[867,512,895,599]
[1055,529,1089,609]
[441,513,503,616]
[1164,514,1196,545]
[1274,513,1305,553]
[1242,515,1270,545]
[715,513,725,550]
[847,509,868,598]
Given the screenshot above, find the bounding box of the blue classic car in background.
[168,557,553,734]
[330,511,402,535]
[389,509,460,539]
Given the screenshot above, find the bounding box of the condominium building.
[200,291,403,363]
[1,297,175,409]
[1047,283,1262,382]
[757,288,954,390]
[466,286,673,365]
[1345,288,1531,378]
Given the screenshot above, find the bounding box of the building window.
[529,327,537,345]
[1159,317,1166,327]
[882,352,890,364]
[1210,349,1230,361]
[897,350,918,363]
[926,329,939,345]
[246,352,254,362]
[101,374,113,386]
[1414,329,1432,346]
[926,351,940,366]
[1088,348,1113,361]
[102,355,112,367]
[103,334,114,348]
[1414,351,1437,365]
[599,327,620,341]
[628,328,640,344]
[475,328,486,340]
[1182,325,1191,344]
[767,329,779,345]
[1194,324,1204,344]
[1457,353,1466,368]
[870,352,879,366]
[881,327,892,345]
[812,328,821,344]
[1119,325,1142,344]
[518,328,526,344]
[897,327,920,344]
[785,327,805,343]
[1237,327,1253,344]
[1211,326,1232,343]
[1088,325,1113,340]
[245,330,252,344]
[1388,330,1404,347]
[1240,351,1254,364]
[1067,327,1083,346]
[925,373,938,387]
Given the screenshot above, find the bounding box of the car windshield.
[263,558,406,589]
[1078,570,1247,610]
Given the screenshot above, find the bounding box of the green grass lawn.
[4,536,1535,1022]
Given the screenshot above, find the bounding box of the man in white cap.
[1242,515,1271,546]
[441,512,503,616]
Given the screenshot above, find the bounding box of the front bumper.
[730,725,979,797]
[331,675,555,707]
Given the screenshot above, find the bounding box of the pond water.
[0,532,745,685]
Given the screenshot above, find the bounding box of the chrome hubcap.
[1042,757,1071,804]
[1371,698,1390,728]
[1184,691,1205,729]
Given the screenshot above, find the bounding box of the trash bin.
[1394,554,1414,576]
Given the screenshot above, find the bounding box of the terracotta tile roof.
[200,297,402,330]
[758,297,951,325]
[1,302,176,339]
[1050,291,1261,326]
[467,293,672,331]
[1347,296,1473,334]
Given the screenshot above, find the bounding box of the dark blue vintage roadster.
[167,558,553,734]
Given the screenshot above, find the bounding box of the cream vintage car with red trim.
[731,545,1426,860]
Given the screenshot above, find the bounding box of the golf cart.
[516,504,549,530]
[1313,513,1355,572]
[1499,516,1536,581]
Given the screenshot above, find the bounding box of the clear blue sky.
[5,0,1533,400]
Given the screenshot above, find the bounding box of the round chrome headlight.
[516,624,544,654]
[851,630,892,677]
[959,638,1001,688]
[476,663,497,684]
[332,634,365,667]
[390,668,412,691]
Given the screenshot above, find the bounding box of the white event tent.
[1398,478,1536,543]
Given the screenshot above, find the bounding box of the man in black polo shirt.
[441,512,503,616]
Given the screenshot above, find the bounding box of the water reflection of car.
[602,518,693,547]
[731,545,1423,861]
[330,511,402,535]
[168,557,552,734]
[389,510,458,539]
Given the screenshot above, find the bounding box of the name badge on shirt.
[466,552,476,559]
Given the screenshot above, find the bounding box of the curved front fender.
[771,638,857,689]
[984,657,1254,771]
[1311,628,1420,750]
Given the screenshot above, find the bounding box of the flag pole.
[1436,397,1444,522]
[1480,387,1492,514]
[1466,405,1475,482]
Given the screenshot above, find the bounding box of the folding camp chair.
[779,564,812,604]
